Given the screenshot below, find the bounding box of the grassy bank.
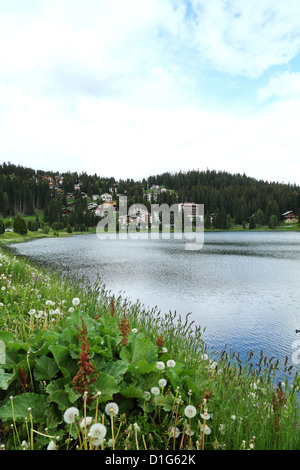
[0,248,300,451]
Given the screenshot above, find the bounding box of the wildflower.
[119,313,130,347]
[72,297,80,306]
[166,359,176,368]
[79,416,93,429]
[158,378,167,388]
[47,440,57,450]
[68,307,74,313]
[142,391,151,400]
[200,423,211,435]
[201,353,208,360]
[231,415,236,421]
[155,335,164,347]
[63,407,79,424]
[28,309,36,315]
[45,300,55,306]
[219,424,225,434]
[209,361,218,370]
[184,405,197,418]
[88,423,107,446]
[162,347,168,353]
[156,361,165,370]
[151,387,160,396]
[105,402,119,417]
[200,410,211,420]
[21,440,29,450]
[169,426,180,438]
[184,424,194,436]
[131,328,138,334]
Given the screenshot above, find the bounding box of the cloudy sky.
[1,0,300,184]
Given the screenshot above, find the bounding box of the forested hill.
[148,169,300,225]
[0,162,299,230]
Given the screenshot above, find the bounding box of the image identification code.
[105,454,196,466]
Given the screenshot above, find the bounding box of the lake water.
[9,231,300,382]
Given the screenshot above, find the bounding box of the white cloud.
[188,0,300,77]
[258,72,300,101]
[0,1,300,185]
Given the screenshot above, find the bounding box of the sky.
[1,0,300,185]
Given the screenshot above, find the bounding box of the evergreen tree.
[226,213,232,229]
[249,216,256,229]
[13,215,27,235]
[204,211,211,229]
[0,219,5,234]
[269,215,278,229]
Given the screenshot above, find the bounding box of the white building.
[101,193,113,202]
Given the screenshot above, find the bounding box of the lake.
[9,230,300,382]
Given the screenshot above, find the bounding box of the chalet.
[87,203,98,211]
[101,193,113,202]
[62,208,72,216]
[282,211,297,222]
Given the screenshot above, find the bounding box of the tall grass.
[0,247,299,450]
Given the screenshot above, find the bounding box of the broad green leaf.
[0,330,14,343]
[48,344,77,379]
[27,330,59,356]
[127,360,156,375]
[95,372,120,402]
[120,336,158,365]
[50,390,71,411]
[120,384,143,399]
[0,369,13,390]
[0,393,47,422]
[34,356,59,381]
[102,360,129,382]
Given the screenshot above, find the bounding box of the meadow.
[0,246,300,451]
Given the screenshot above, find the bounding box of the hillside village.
[43,174,200,229]
[0,163,299,232]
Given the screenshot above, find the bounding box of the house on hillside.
[101,193,113,202]
[282,211,297,222]
[62,208,72,216]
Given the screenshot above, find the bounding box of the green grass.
[0,248,300,450]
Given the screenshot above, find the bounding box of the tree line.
[0,162,299,231]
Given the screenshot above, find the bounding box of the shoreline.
[1,222,299,247]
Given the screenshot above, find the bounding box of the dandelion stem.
[111,415,115,450]
[10,397,21,447]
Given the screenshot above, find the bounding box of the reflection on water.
[9,231,300,381]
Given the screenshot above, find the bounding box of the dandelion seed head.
[200,410,211,420]
[63,407,79,424]
[166,359,176,368]
[184,405,197,418]
[105,402,119,417]
[151,387,160,396]
[156,361,165,370]
[47,440,57,450]
[79,416,93,429]
[169,426,180,438]
[158,378,167,388]
[88,423,107,446]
